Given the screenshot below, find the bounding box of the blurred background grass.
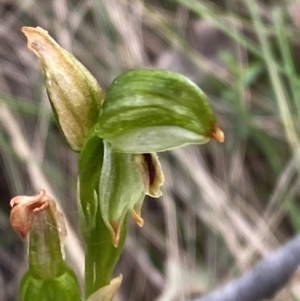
[1,0,300,300]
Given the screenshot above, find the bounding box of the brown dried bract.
[21,26,104,151]
[10,190,66,239]
[22,26,70,67]
[86,274,123,301]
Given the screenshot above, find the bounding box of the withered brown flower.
[10,190,66,239]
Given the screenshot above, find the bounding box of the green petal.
[97,69,224,153]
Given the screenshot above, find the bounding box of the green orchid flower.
[22,26,224,299]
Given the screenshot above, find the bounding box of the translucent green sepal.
[97,69,224,153]
[99,141,145,246]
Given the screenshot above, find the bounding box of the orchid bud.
[96,69,224,153]
[10,191,81,301]
[22,26,104,151]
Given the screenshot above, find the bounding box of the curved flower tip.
[10,190,66,239]
[97,69,223,153]
[10,190,48,238]
[110,221,122,247]
[21,27,54,59]
[130,209,144,227]
[210,125,225,143]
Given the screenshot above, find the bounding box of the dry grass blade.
[1,0,300,300]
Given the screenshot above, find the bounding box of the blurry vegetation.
[1,0,300,300]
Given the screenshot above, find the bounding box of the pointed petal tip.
[113,274,123,284]
[110,222,122,247]
[131,210,144,227]
[21,26,51,58]
[86,274,123,301]
[147,188,163,198]
[210,126,225,143]
[18,230,28,240]
[21,26,48,35]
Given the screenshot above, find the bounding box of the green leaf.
[97,69,224,153]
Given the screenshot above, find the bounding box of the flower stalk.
[10,190,81,301]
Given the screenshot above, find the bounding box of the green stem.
[84,208,127,298]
